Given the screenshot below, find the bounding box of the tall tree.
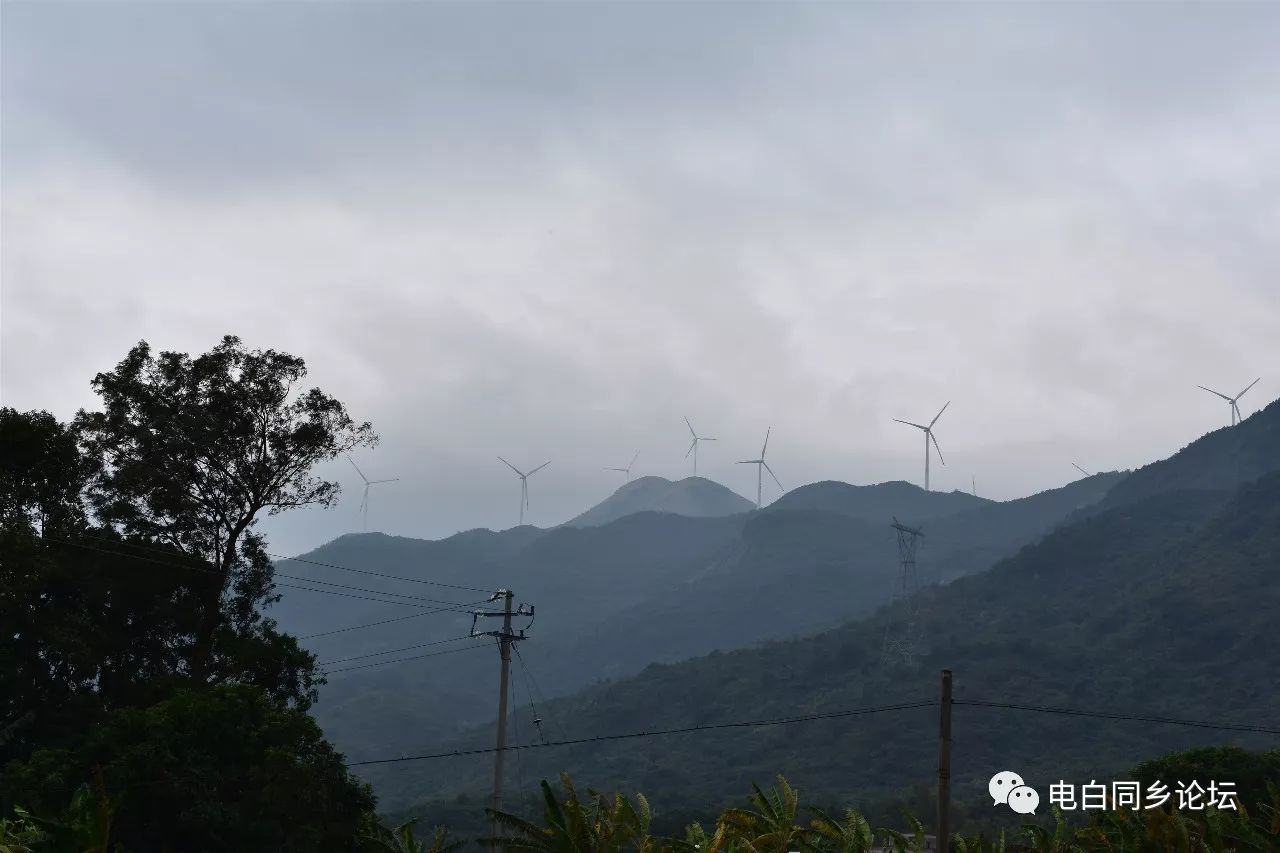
[73,335,376,680]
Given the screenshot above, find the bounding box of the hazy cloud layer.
[4,2,1278,555]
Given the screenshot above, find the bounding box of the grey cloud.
[3,1,1279,555]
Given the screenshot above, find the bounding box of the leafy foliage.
[73,335,376,679]
[1,336,386,850]
[6,684,377,852]
[476,770,1280,853]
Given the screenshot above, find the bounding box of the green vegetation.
[1,337,384,851]
[479,769,1280,852]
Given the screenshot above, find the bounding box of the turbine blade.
[702,437,717,441]
[929,400,951,428]
[606,467,627,473]
[497,456,525,477]
[1072,463,1091,476]
[930,430,946,465]
[736,460,759,465]
[527,461,551,477]
[1196,385,1232,402]
[369,478,399,484]
[894,419,928,430]
[1236,377,1261,399]
[764,461,783,490]
[629,450,640,468]
[761,427,771,458]
[685,438,697,457]
[684,416,697,438]
[347,455,369,484]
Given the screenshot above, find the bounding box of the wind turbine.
[684,417,717,477]
[347,455,399,533]
[894,401,949,492]
[1197,378,1261,426]
[605,451,640,483]
[498,457,550,526]
[1072,463,1092,478]
[737,427,783,509]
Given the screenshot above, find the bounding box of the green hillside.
[376,405,1280,829]
[295,474,1120,772]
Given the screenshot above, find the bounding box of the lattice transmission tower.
[882,516,926,666]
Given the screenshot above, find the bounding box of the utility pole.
[937,669,953,853]
[471,589,535,842]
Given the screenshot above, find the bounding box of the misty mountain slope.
[529,471,1127,691]
[767,479,991,522]
[302,511,747,756]
[1091,396,1280,513]
[564,476,753,527]
[381,471,1280,825]
[301,471,1130,778]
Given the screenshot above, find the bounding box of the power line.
[268,551,492,594]
[99,533,497,597]
[513,645,560,743]
[347,700,935,766]
[39,535,490,614]
[323,641,490,675]
[70,535,488,611]
[301,606,487,641]
[317,635,478,667]
[346,696,1280,768]
[952,699,1280,735]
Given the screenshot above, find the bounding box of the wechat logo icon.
[990,771,1039,815]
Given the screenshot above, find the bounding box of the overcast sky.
[3,1,1278,556]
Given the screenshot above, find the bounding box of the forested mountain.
[277,462,1128,798]
[370,401,1280,830]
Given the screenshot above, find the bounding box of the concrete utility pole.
[471,589,535,841]
[937,669,953,853]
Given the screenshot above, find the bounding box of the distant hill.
[383,450,1280,835]
[768,479,991,522]
[564,476,754,527]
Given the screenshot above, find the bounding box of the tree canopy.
[2,336,383,851]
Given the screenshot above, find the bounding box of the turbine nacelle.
[1197,378,1261,427]
[347,454,399,533]
[498,456,550,525]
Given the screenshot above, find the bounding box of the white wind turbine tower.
[894,401,949,492]
[347,455,399,533]
[605,451,640,483]
[1197,378,1261,427]
[498,457,550,526]
[737,427,782,509]
[684,417,717,477]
